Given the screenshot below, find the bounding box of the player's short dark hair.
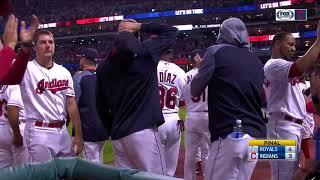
[190,49,204,63]
[271,32,292,47]
[33,30,54,43]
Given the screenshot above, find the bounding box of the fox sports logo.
[276,9,294,21]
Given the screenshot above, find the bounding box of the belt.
[35,120,65,128]
[283,115,303,125]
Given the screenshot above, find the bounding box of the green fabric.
[0,158,183,180]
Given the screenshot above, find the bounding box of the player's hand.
[72,136,84,156]
[20,15,39,44]
[12,134,23,147]
[2,14,18,50]
[118,21,141,33]
[177,120,185,133]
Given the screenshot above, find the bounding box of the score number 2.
[159,86,177,109]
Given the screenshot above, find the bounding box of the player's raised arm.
[0,15,39,85]
[105,19,141,62]
[140,23,178,63]
[291,20,320,75]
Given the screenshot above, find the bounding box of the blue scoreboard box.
[248,140,297,161]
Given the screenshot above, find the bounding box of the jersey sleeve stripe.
[7,102,23,109]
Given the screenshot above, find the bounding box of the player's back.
[157,61,186,114]
[182,68,208,113]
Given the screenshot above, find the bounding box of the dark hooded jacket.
[191,18,266,141]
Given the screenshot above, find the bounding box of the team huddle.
[1,13,320,180]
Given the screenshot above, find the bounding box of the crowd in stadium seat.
[15,0,266,23]
[10,0,319,72]
[15,0,318,25]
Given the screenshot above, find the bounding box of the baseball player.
[157,48,187,176]
[264,21,320,180]
[182,49,210,180]
[73,48,109,164]
[20,30,84,163]
[0,85,29,168]
[191,18,266,180]
[96,20,177,174]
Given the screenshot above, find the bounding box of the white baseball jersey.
[264,58,306,119]
[157,60,187,114]
[20,60,75,121]
[0,85,24,122]
[182,68,208,112]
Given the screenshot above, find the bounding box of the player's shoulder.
[73,70,91,81]
[170,63,185,74]
[264,58,291,71]
[27,59,38,68]
[53,63,71,75]
[6,85,20,91]
[186,68,197,76]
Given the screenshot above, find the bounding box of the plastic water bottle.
[314,127,320,160]
[232,119,243,139]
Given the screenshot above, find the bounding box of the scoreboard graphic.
[248,140,297,161]
[275,9,307,21]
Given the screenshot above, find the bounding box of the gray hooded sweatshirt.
[191,18,266,141]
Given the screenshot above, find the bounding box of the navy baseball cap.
[80,48,99,62]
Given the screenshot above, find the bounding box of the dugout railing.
[0,157,183,180]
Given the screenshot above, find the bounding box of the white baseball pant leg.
[112,127,166,175]
[267,119,301,180]
[0,123,14,168]
[83,141,105,164]
[25,121,75,163]
[0,123,29,167]
[158,113,181,176]
[184,112,211,180]
[204,134,257,180]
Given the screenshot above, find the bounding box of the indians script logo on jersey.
[35,79,69,94]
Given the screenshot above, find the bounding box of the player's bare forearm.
[0,48,30,85]
[295,40,320,73]
[7,105,21,136]
[66,96,83,138]
[295,20,320,73]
